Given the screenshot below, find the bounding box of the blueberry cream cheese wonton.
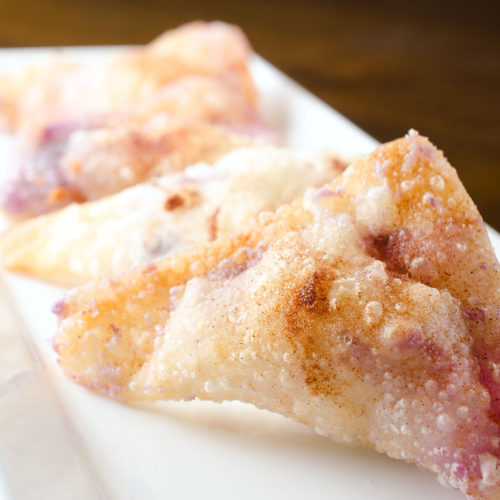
[54,131,500,499]
[1,147,350,284]
[0,22,272,218]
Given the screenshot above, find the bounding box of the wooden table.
[1,0,498,228]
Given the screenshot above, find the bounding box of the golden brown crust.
[55,132,500,394]
[54,132,500,498]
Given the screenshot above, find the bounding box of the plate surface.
[0,47,499,500]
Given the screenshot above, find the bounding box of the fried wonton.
[1,147,349,284]
[0,118,270,218]
[0,21,256,140]
[0,22,272,218]
[54,131,500,499]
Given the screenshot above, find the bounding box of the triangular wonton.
[1,147,348,284]
[54,131,500,499]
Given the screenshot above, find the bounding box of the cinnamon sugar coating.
[0,22,271,217]
[55,132,500,499]
[1,147,349,284]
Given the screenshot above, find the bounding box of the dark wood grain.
[0,0,498,228]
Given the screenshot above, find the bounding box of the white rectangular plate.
[0,47,499,500]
